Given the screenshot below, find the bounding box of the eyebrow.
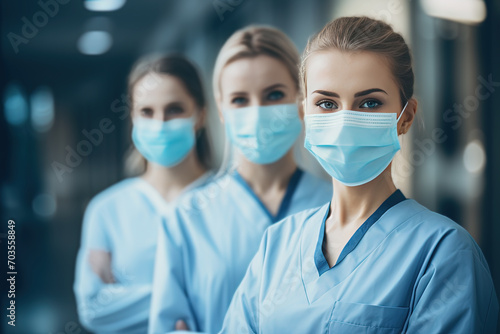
[164,101,184,108]
[262,83,287,92]
[311,90,339,98]
[311,88,388,98]
[229,83,288,96]
[229,91,248,96]
[136,101,184,109]
[354,88,388,97]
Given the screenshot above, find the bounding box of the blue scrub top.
[74,174,210,334]
[148,168,333,334]
[220,190,499,333]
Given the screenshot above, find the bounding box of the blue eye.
[267,90,284,101]
[167,106,184,115]
[231,97,248,105]
[317,101,336,110]
[360,100,382,109]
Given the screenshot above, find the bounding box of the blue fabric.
[223,103,303,164]
[74,174,210,334]
[314,189,406,275]
[232,168,303,223]
[304,105,407,186]
[132,117,195,167]
[148,169,332,334]
[220,196,498,333]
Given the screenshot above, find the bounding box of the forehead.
[305,49,398,96]
[133,73,190,104]
[220,55,294,92]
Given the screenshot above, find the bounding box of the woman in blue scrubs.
[73,54,213,333]
[148,26,333,334]
[220,17,498,333]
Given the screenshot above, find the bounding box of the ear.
[398,98,418,135]
[216,96,225,124]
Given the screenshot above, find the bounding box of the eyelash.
[316,100,337,110]
[231,97,247,105]
[140,108,153,116]
[230,90,286,105]
[267,90,285,101]
[139,106,184,117]
[315,99,383,110]
[360,99,383,109]
[167,106,184,114]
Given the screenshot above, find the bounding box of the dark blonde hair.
[300,16,414,107]
[213,25,300,101]
[125,54,211,175]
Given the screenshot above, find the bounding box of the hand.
[175,320,190,331]
[88,249,116,284]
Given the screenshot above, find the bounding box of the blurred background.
[1,0,499,332]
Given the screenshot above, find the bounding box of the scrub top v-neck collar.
[232,168,303,223]
[135,171,213,215]
[314,189,406,276]
[300,189,426,304]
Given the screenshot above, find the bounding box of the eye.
[360,99,382,109]
[267,90,284,101]
[140,108,153,117]
[166,105,184,115]
[231,96,248,105]
[316,100,337,110]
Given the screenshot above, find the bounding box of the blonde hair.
[300,16,414,107]
[212,25,300,101]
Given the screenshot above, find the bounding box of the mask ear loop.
[397,101,409,122]
[396,101,409,136]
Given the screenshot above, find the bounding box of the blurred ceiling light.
[30,86,55,133]
[3,83,29,126]
[84,0,126,12]
[421,0,487,25]
[77,30,113,55]
[463,139,486,173]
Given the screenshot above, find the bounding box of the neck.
[237,150,297,193]
[141,149,206,202]
[329,165,396,226]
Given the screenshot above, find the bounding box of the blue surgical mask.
[304,103,408,186]
[132,116,195,167]
[223,103,302,164]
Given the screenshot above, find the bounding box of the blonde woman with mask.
[74,54,212,333]
[148,26,333,334]
[220,17,498,333]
